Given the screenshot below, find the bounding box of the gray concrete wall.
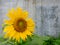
[0,0,60,37]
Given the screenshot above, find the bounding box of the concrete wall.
[0,0,60,37]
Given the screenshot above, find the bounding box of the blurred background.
[0,0,60,37]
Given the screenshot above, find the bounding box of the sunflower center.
[19,21,24,27]
[13,19,27,32]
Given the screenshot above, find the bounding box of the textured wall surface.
[0,0,60,37]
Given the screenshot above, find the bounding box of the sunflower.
[3,7,35,42]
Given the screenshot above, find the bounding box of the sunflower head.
[13,18,27,32]
[3,7,35,42]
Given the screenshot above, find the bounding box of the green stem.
[0,39,14,45]
[0,40,9,44]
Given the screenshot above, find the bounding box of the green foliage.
[0,34,49,45]
[43,36,60,45]
[23,35,49,45]
[1,34,60,45]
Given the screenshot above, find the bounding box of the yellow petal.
[16,7,28,18]
[27,26,34,32]
[22,11,28,18]
[20,33,27,41]
[7,8,22,19]
[7,8,16,19]
[4,19,14,25]
[26,18,35,27]
[4,34,9,38]
[4,31,10,38]
[7,7,29,20]
[24,30,32,36]
[16,7,23,14]
[9,31,16,40]
[26,18,35,32]
[14,32,20,42]
[3,25,14,32]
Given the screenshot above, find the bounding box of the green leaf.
[21,34,50,45]
[20,38,23,44]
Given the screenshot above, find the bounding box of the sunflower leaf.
[21,34,50,45]
[20,39,23,44]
